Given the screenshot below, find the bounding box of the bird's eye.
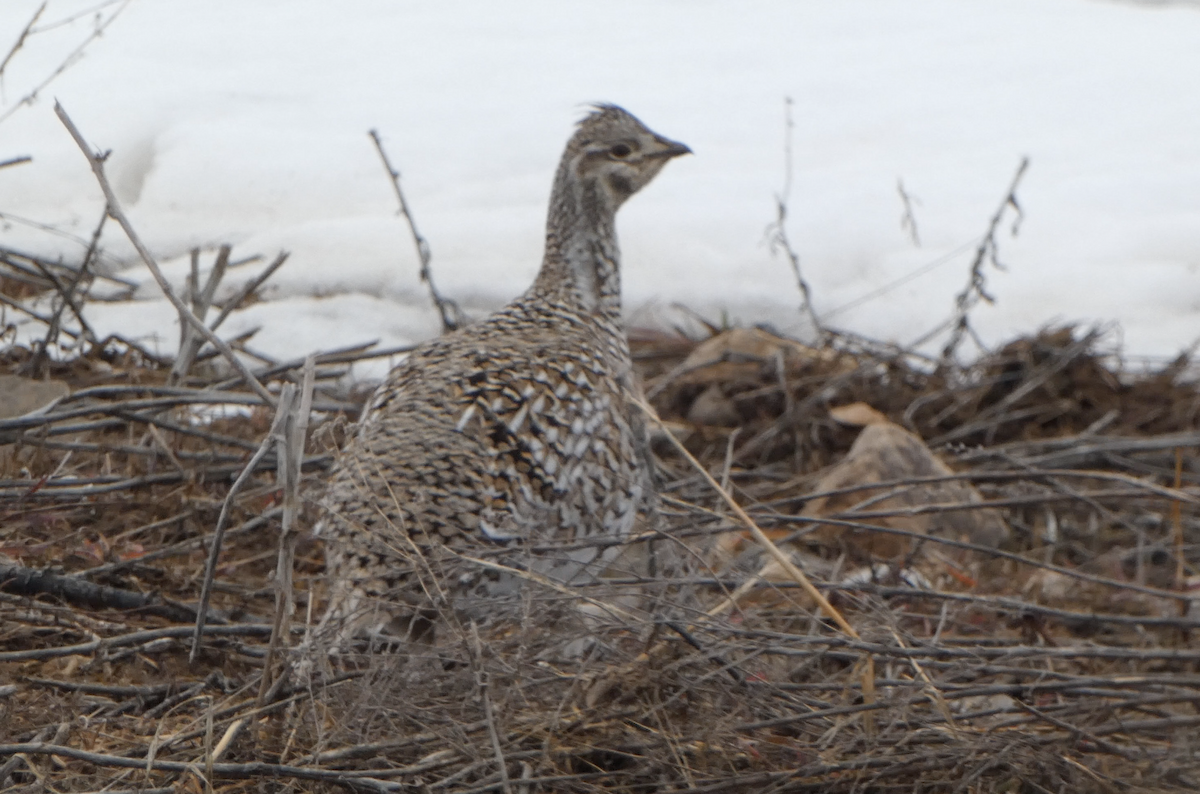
[610,143,632,158]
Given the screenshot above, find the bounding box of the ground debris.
[1,322,1198,792]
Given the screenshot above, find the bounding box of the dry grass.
[1,320,1199,793]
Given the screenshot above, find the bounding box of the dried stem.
[54,100,276,406]
[938,156,1030,367]
[470,622,511,794]
[171,245,231,382]
[369,128,464,332]
[25,206,107,375]
[0,2,46,82]
[0,1,132,125]
[765,97,823,342]
[897,178,922,247]
[206,250,290,335]
[191,386,297,664]
[633,401,855,637]
[259,358,315,700]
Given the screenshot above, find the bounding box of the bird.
[306,105,690,656]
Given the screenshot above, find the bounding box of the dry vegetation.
[2,279,1199,792]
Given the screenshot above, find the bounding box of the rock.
[0,374,70,420]
[801,402,1011,561]
[676,327,854,387]
[686,383,741,427]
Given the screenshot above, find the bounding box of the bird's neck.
[534,166,622,319]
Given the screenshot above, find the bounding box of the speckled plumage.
[310,105,689,647]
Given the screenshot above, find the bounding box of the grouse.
[309,105,689,652]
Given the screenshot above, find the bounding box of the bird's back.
[316,288,649,618]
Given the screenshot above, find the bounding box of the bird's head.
[560,104,691,208]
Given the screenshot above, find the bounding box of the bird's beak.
[650,137,692,159]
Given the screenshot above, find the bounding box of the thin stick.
[369,128,463,332]
[0,743,408,791]
[25,251,97,374]
[897,178,922,247]
[258,359,314,701]
[172,245,231,382]
[1172,447,1185,597]
[191,388,295,663]
[53,101,275,407]
[206,250,290,335]
[0,2,46,81]
[0,2,133,125]
[39,206,106,352]
[0,291,84,341]
[211,674,287,764]
[632,400,854,637]
[765,97,823,342]
[939,156,1030,366]
[470,622,512,794]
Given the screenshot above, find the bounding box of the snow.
[2,0,1198,377]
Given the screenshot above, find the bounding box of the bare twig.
[0,562,195,622]
[259,358,314,700]
[0,155,32,169]
[633,401,855,636]
[470,622,512,794]
[206,250,290,335]
[54,100,276,406]
[78,508,280,580]
[0,1,133,125]
[191,388,297,663]
[369,128,463,332]
[0,743,407,791]
[0,290,85,341]
[171,245,231,382]
[26,207,106,375]
[897,178,921,246]
[938,156,1030,367]
[0,624,275,665]
[761,512,1191,604]
[0,2,46,82]
[0,217,131,280]
[765,97,823,342]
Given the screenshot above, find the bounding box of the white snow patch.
[1,0,1198,373]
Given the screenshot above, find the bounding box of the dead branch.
[0,1,133,125]
[0,562,195,621]
[206,249,290,335]
[171,245,231,382]
[0,290,86,342]
[0,1,45,82]
[0,743,407,792]
[53,100,276,406]
[258,358,314,698]
[191,384,297,663]
[939,156,1030,367]
[25,207,106,375]
[762,513,1190,603]
[765,97,823,342]
[897,178,922,246]
[369,127,464,333]
[78,507,280,580]
[0,624,274,665]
